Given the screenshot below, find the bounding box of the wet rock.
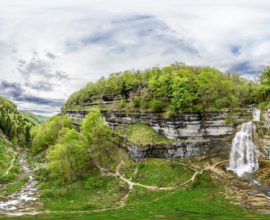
[0,153,42,215]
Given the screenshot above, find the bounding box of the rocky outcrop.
[65,109,251,161]
[255,109,270,159]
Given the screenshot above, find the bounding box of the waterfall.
[253,108,261,122]
[227,109,260,177]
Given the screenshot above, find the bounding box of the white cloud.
[0,0,270,115]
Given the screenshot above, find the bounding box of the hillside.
[0,97,46,192]
[0,96,35,146]
[0,135,19,184]
[1,66,270,219]
[21,112,48,125]
[63,64,261,115]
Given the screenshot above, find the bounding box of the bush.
[150,99,164,113]
[131,96,141,108]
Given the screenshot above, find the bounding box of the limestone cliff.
[65,109,251,161]
[255,109,270,159]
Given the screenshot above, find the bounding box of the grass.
[127,123,171,145]
[1,171,268,220]
[0,174,29,196]
[0,136,20,183]
[1,156,270,219]
[0,137,13,175]
[121,158,194,187]
[39,174,128,211]
[15,158,268,220]
[0,159,20,184]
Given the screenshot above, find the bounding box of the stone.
[65,109,251,161]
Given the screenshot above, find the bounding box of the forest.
[63,64,270,114]
[0,96,36,146]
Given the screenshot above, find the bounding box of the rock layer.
[65,110,251,161]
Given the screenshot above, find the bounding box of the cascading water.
[253,108,261,122]
[227,109,260,177]
[0,153,40,215]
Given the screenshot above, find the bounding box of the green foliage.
[0,96,35,146]
[127,123,170,145]
[260,67,270,103]
[171,69,198,112]
[30,158,259,219]
[81,111,122,169]
[0,137,13,176]
[131,96,141,109]
[124,158,193,187]
[149,99,164,113]
[31,115,73,154]
[1,175,29,196]
[38,174,126,212]
[32,111,123,184]
[0,136,20,183]
[63,64,259,114]
[47,128,86,183]
[21,112,48,125]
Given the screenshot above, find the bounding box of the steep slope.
[0,96,35,146]
[0,136,17,182]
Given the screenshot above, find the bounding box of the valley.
[1,64,270,219]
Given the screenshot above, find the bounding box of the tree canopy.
[63,64,261,114]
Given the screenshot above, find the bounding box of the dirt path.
[96,159,229,192]
[42,159,230,216]
[0,149,17,179]
[0,158,230,216]
[0,157,229,216]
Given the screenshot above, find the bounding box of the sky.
[0,0,270,116]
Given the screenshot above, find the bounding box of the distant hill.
[21,112,48,125]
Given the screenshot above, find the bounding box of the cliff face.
[65,110,251,161]
[255,110,270,159]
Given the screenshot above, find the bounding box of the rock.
[65,109,251,161]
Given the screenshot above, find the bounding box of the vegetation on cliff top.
[259,67,270,108]
[63,64,262,114]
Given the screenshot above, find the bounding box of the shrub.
[150,99,164,113]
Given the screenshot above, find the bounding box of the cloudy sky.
[0,0,269,116]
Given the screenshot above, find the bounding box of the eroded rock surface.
[65,110,251,161]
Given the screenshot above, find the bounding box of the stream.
[0,153,41,216]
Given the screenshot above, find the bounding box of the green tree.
[47,128,85,183]
[81,111,120,170]
[260,67,270,100]
[31,115,73,154]
[171,68,198,112]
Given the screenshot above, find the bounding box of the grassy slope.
[126,123,171,145]
[0,137,13,175]
[0,136,20,184]
[10,158,268,220]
